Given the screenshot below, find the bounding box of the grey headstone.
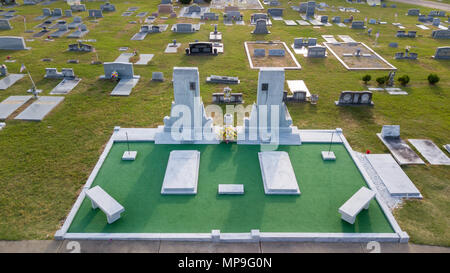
[152,72,164,81]
[254,48,265,57]
[268,49,285,56]
[252,19,269,34]
[0,36,29,50]
[433,46,450,59]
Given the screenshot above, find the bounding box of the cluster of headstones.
[396,31,416,38]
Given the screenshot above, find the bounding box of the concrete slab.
[159,241,261,253]
[0,74,25,90]
[284,20,297,26]
[366,154,422,198]
[296,20,311,26]
[135,54,154,65]
[377,133,425,165]
[122,151,137,161]
[161,150,200,195]
[258,151,300,195]
[110,77,140,96]
[218,184,244,194]
[164,42,181,53]
[49,78,81,95]
[0,96,32,120]
[114,53,134,63]
[0,240,62,253]
[15,96,64,121]
[261,242,364,253]
[287,80,311,98]
[58,240,160,253]
[408,139,450,165]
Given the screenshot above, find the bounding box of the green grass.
[0,1,448,245]
[68,142,394,234]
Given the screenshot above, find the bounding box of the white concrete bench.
[85,186,125,224]
[338,187,375,224]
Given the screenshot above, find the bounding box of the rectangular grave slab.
[366,154,422,198]
[161,150,200,195]
[377,133,425,165]
[258,151,300,195]
[164,42,181,53]
[49,78,81,95]
[15,96,64,121]
[408,139,450,165]
[114,53,134,63]
[110,78,140,96]
[135,54,154,65]
[218,184,244,195]
[0,73,24,90]
[0,95,32,120]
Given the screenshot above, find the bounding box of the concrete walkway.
[0,240,449,253]
[391,0,450,11]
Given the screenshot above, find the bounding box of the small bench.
[85,186,125,224]
[338,187,375,224]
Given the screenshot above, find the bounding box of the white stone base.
[122,151,137,161]
[218,184,244,194]
[321,151,336,161]
[258,151,300,195]
[161,150,200,194]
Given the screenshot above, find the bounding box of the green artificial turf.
[68,142,394,233]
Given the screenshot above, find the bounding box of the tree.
[179,0,192,4]
[398,75,410,86]
[427,74,440,85]
[362,74,371,84]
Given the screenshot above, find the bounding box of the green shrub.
[376,76,386,85]
[203,0,212,3]
[362,74,371,84]
[427,73,440,85]
[398,75,410,86]
[179,0,192,4]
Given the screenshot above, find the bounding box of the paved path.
[391,0,450,11]
[0,240,449,253]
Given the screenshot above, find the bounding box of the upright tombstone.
[152,72,164,81]
[433,46,450,60]
[71,4,86,12]
[407,9,420,16]
[0,19,12,30]
[332,16,341,23]
[237,68,301,145]
[307,46,326,58]
[335,91,374,106]
[432,29,450,39]
[158,4,174,14]
[65,10,73,18]
[0,36,30,50]
[351,21,365,29]
[154,67,219,144]
[252,19,270,34]
[267,8,283,18]
[0,64,7,76]
[201,12,218,20]
[100,2,116,12]
[88,10,103,18]
[306,1,315,19]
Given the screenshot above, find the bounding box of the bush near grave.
[376,76,386,85]
[180,0,192,4]
[427,74,440,85]
[398,75,410,86]
[362,74,371,84]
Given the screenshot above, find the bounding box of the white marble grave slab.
[15,96,64,121]
[49,78,81,95]
[408,139,450,165]
[114,53,134,63]
[0,95,32,120]
[377,133,425,165]
[258,151,300,195]
[110,77,140,96]
[0,74,25,90]
[366,154,422,198]
[135,54,154,65]
[287,80,311,98]
[164,43,181,53]
[416,24,429,30]
[322,35,338,43]
[296,20,311,26]
[284,20,297,26]
[161,150,200,195]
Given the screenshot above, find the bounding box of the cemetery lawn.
[67,142,394,234]
[0,0,448,245]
